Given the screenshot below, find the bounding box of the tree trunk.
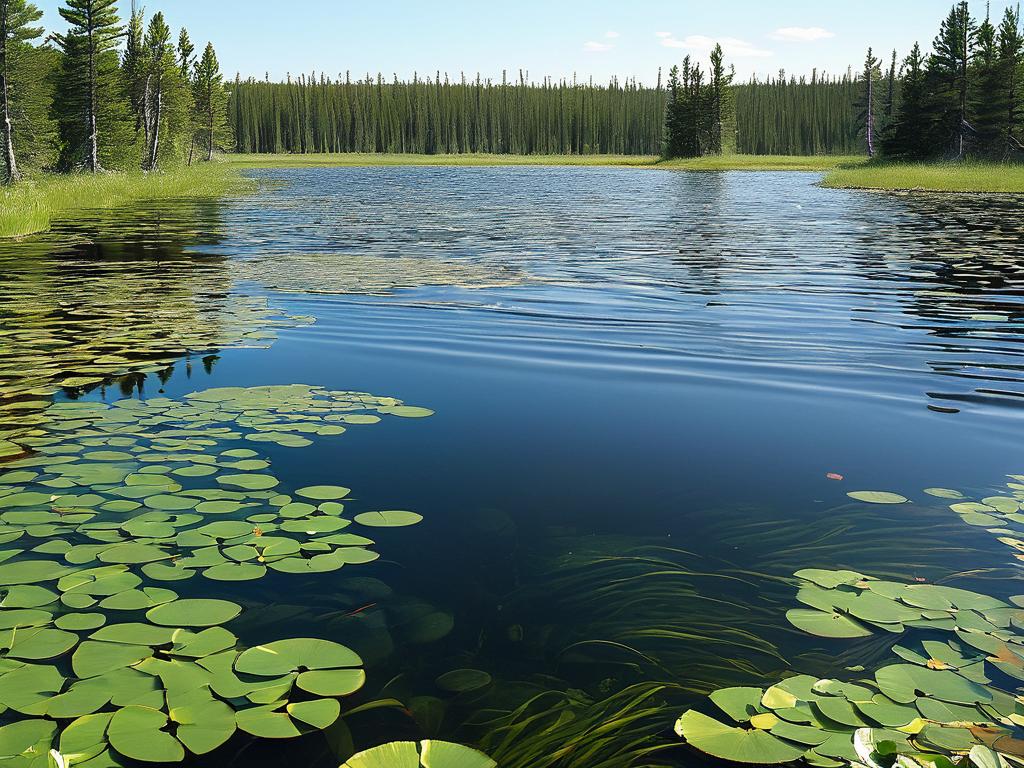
[87,21,99,173]
[0,28,20,184]
[866,71,875,158]
[206,85,214,161]
[142,73,152,165]
[148,74,161,171]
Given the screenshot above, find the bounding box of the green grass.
[226,152,865,171]
[0,165,252,239]
[822,161,1024,193]
[656,154,865,171]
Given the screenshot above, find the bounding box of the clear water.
[2,167,1024,766]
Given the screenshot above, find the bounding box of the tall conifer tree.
[193,42,229,161]
[50,0,124,172]
[0,0,42,183]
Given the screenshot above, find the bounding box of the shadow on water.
[1,169,1024,766]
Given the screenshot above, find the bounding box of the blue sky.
[34,1,1011,84]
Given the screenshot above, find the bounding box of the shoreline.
[226,152,861,172]
[0,166,253,240]
[4,156,1020,241]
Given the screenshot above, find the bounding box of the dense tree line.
[229,72,666,155]
[733,72,863,155]
[227,59,865,159]
[663,43,737,158]
[0,0,230,184]
[882,1,1024,160]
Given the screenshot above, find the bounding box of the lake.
[1,167,1023,767]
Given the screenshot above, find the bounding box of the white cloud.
[605,31,620,39]
[660,35,773,58]
[655,31,672,38]
[771,26,835,42]
[583,40,615,52]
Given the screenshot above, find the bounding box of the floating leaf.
[354,510,423,528]
[674,710,806,764]
[108,705,185,763]
[847,491,909,504]
[295,486,351,501]
[146,599,242,627]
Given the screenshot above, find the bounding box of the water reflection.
[0,199,307,458]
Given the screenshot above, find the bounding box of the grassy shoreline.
[3,157,1018,240]
[0,165,252,239]
[226,152,863,172]
[821,162,1024,193]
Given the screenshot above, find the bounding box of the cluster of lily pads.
[676,564,1024,766]
[0,384,436,764]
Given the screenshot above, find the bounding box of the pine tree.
[141,11,175,170]
[122,2,145,157]
[0,0,42,183]
[707,43,735,155]
[176,27,193,79]
[50,0,124,172]
[193,42,229,161]
[996,4,1024,156]
[972,6,1003,154]
[883,43,930,159]
[663,64,682,158]
[929,1,977,157]
[857,48,881,157]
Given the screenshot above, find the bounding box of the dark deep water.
[2,167,1024,766]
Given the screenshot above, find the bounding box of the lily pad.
[147,598,242,627]
[846,491,909,504]
[674,710,806,763]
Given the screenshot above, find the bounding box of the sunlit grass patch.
[0,165,252,239]
[822,161,1024,193]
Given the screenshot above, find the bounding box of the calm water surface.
[2,167,1023,766]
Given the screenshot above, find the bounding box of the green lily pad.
[674,709,806,763]
[0,719,57,763]
[147,599,242,627]
[847,491,909,504]
[217,474,279,491]
[2,626,79,659]
[108,705,185,762]
[235,638,362,676]
[295,485,351,501]
[786,608,871,638]
[875,664,992,705]
[55,613,107,631]
[343,740,497,768]
[354,510,423,528]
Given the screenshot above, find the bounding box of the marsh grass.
[227,152,865,172]
[0,165,253,239]
[822,161,1024,193]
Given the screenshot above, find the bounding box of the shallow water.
[1,167,1024,766]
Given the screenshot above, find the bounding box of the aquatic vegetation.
[231,252,524,296]
[0,384,435,763]
[342,739,496,768]
[471,682,684,768]
[677,564,1024,765]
